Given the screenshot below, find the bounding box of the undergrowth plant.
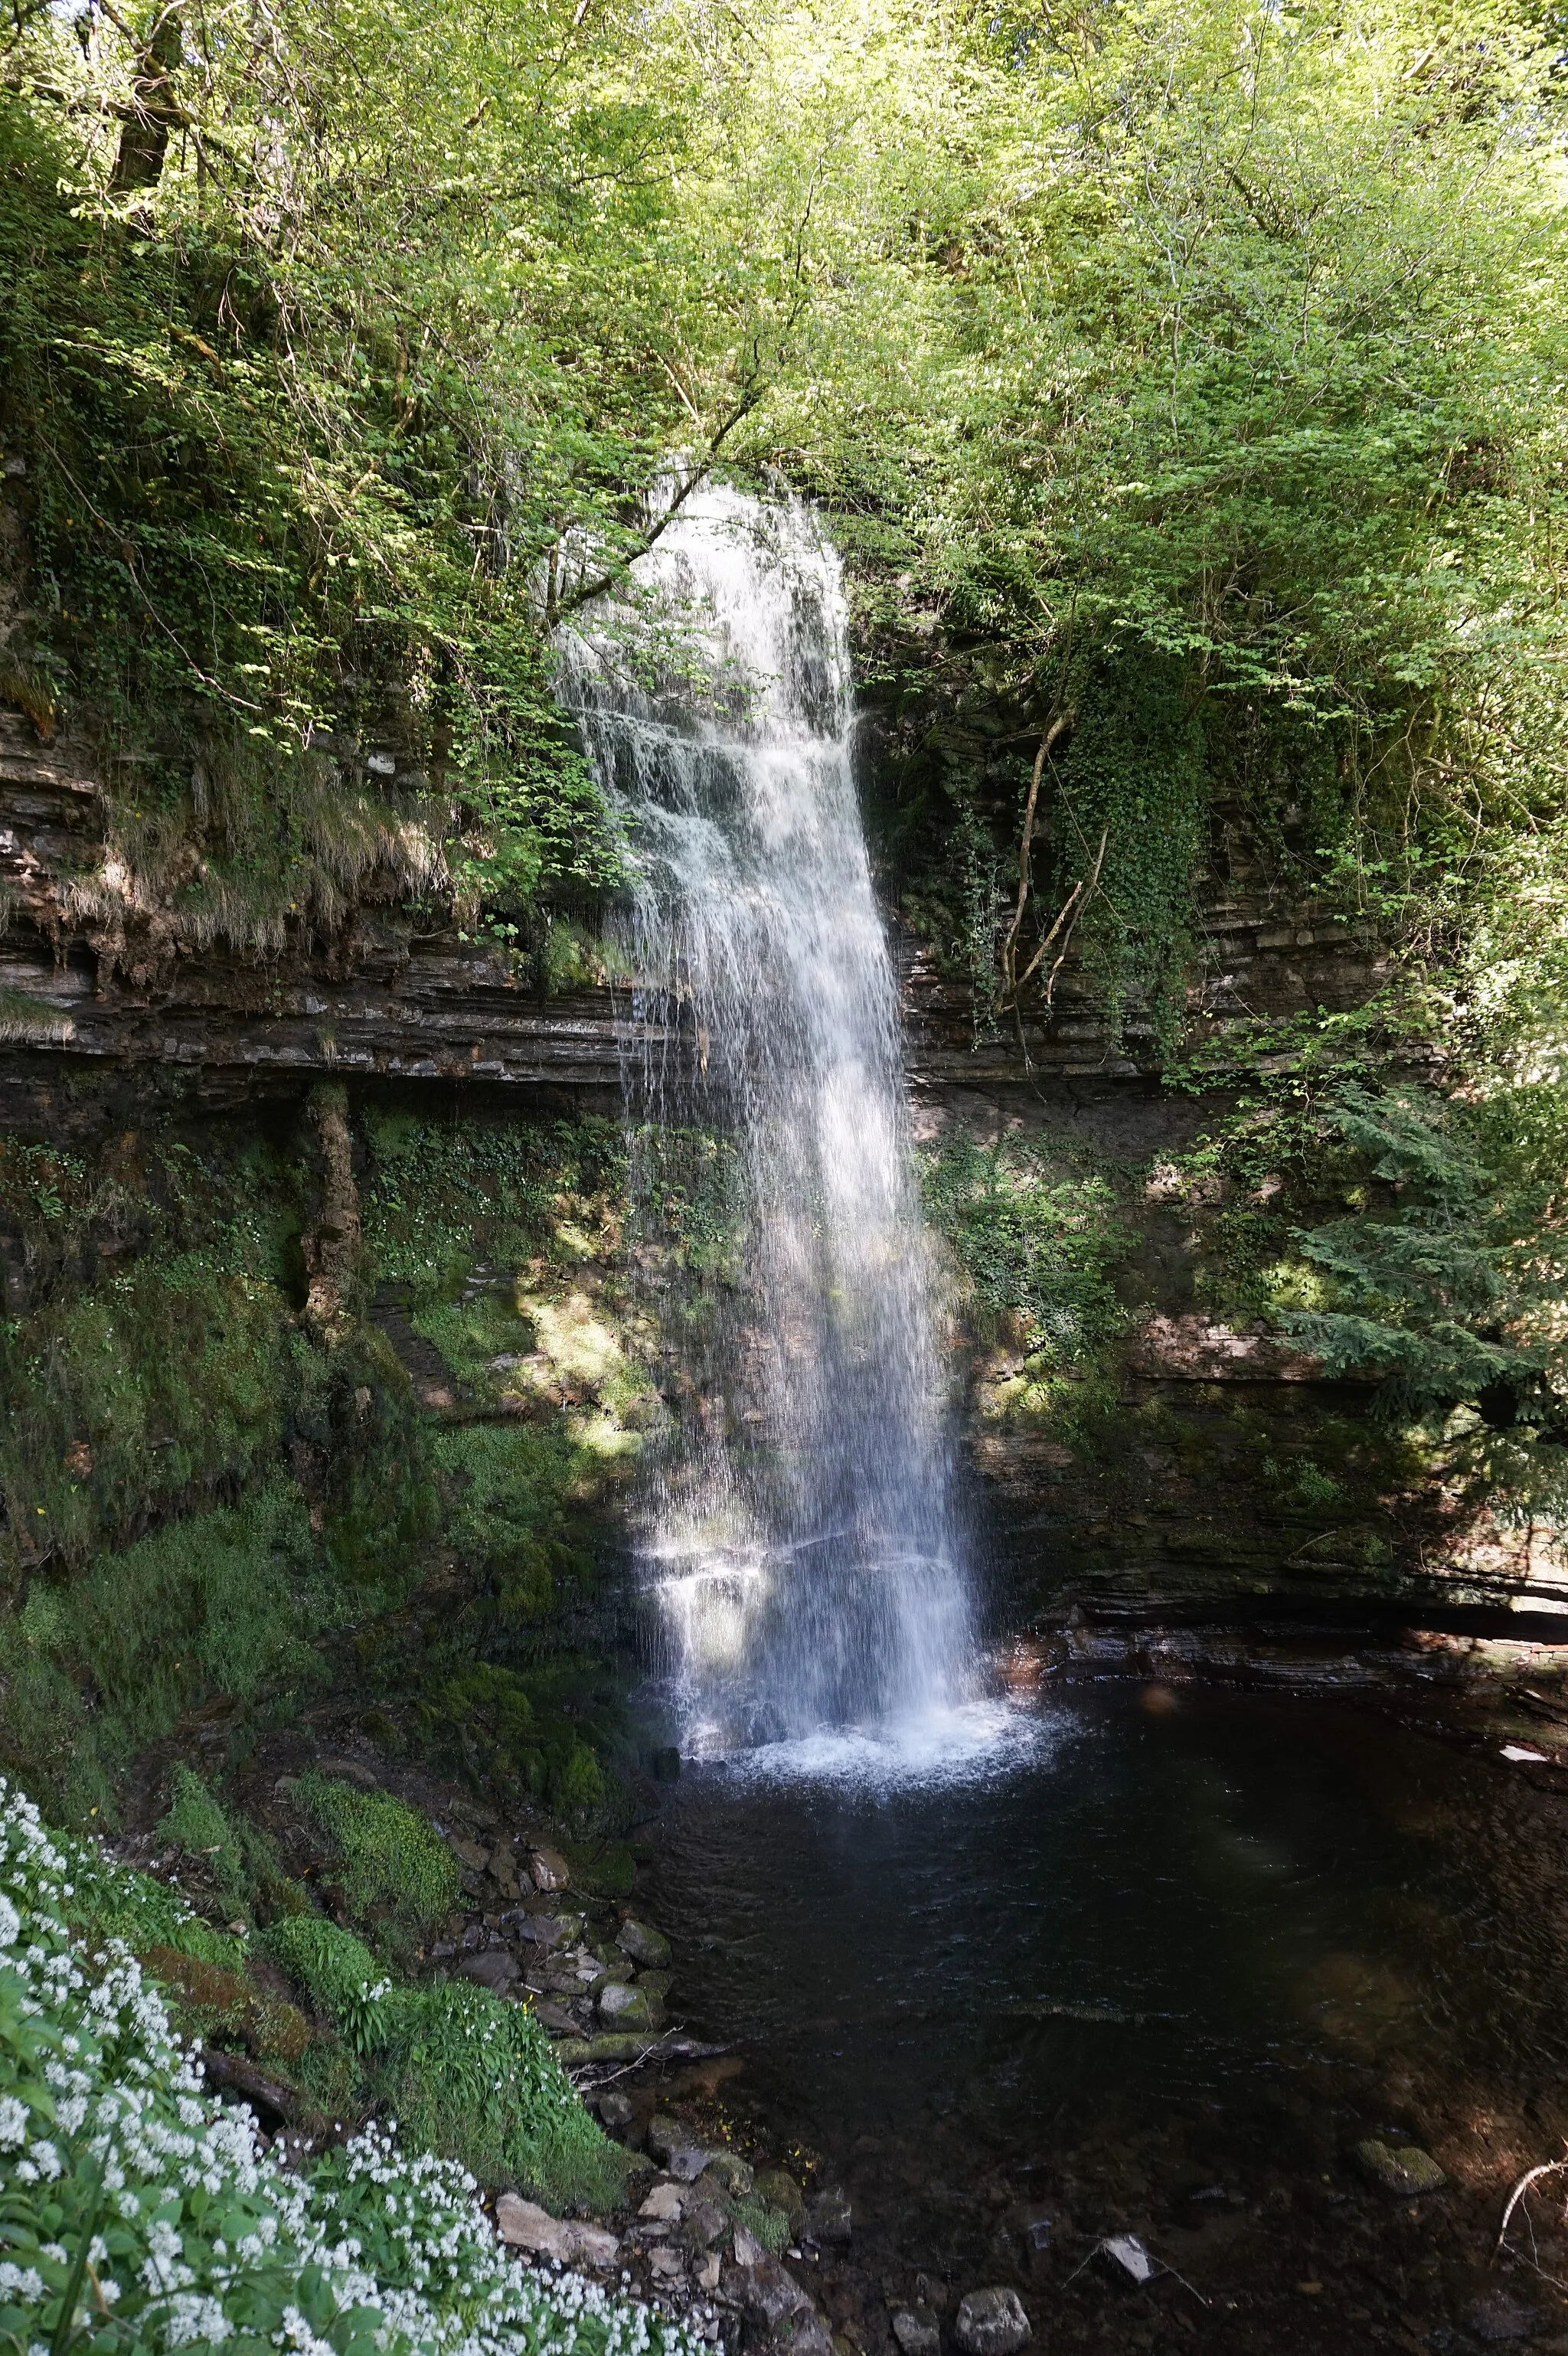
[921,1130,1132,1374]
[0,1776,688,2351]
[287,1775,458,1950]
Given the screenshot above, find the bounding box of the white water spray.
[558,489,975,1752]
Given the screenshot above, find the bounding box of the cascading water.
[557,488,974,1753]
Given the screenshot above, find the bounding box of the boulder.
[891,2313,941,2356]
[774,2318,834,2356]
[571,2224,621,2270]
[512,1913,570,1951]
[530,1845,572,1890]
[738,2256,815,2330]
[732,2224,766,2268]
[619,1916,673,1969]
[495,2193,620,2270]
[460,1948,520,1992]
[701,2150,754,2196]
[495,2194,573,2262]
[598,1981,655,2028]
[596,2090,635,2134]
[954,2289,1031,2356]
[756,2168,805,2224]
[804,2186,851,2243]
[1354,2139,1447,2196]
[648,2112,720,2181]
[639,2182,686,2223]
[681,2194,730,2250]
[1465,2289,1543,2343]
[530,1998,579,2034]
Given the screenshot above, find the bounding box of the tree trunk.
[109,7,183,196]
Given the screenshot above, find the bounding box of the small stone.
[495,2193,573,2261]
[597,2090,635,2133]
[892,2312,941,2356]
[530,1845,572,1890]
[1465,2289,1543,2342]
[649,2247,685,2283]
[733,2224,766,2267]
[452,1835,490,1872]
[954,2288,1031,2356]
[599,1982,655,2028]
[1099,2236,1154,2285]
[619,1916,673,1969]
[640,2183,686,2223]
[1354,2139,1447,2196]
[460,1948,520,1992]
[488,1843,521,1889]
[697,2253,723,2293]
[804,2186,851,2243]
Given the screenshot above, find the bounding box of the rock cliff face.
[4,713,1552,1626]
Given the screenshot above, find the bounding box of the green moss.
[361,1113,626,1305]
[0,1250,293,1577]
[730,2196,791,2253]
[418,1662,613,1818]
[154,1765,287,1926]
[0,1479,326,1821]
[290,1771,458,1948]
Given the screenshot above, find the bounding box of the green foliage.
[418,1662,611,1820]
[922,1131,1131,1370]
[0,1479,325,1822]
[288,1324,439,1587]
[47,1817,245,1970]
[261,1913,625,2201]
[261,1913,394,2056]
[156,1763,245,1893]
[361,1114,626,1303]
[385,1978,626,2208]
[1050,652,1208,1053]
[289,1773,458,1949]
[154,1766,286,1926]
[1282,1087,1568,1505]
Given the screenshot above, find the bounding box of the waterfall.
[557,488,974,1752]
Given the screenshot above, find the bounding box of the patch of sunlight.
[569,1410,642,1461]
[528,1292,625,1387]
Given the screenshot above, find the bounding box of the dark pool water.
[647,1684,1568,2167]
